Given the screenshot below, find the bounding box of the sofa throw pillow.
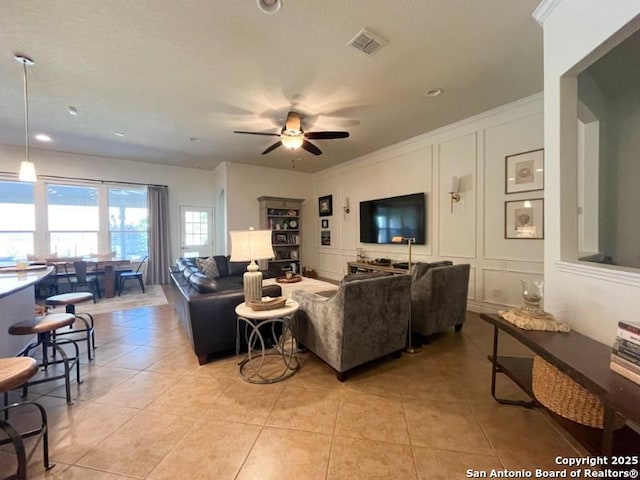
[200,256,220,279]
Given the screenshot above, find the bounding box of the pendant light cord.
[22,58,30,163]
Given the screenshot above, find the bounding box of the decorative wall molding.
[483,255,544,264]
[468,266,476,301]
[556,261,640,288]
[467,300,502,315]
[481,266,545,276]
[314,93,543,180]
[532,0,563,26]
[481,267,543,307]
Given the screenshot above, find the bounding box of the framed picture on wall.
[319,195,333,216]
[505,148,544,194]
[505,199,544,239]
[321,230,331,246]
[321,219,329,229]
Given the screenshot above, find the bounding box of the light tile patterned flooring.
[0,304,587,479]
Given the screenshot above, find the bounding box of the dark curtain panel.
[147,185,171,284]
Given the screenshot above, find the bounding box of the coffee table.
[235,299,300,384]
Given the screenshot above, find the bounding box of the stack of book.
[611,320,640,384]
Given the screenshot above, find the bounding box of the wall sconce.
[343,197,350,215]
[448,176,461,213]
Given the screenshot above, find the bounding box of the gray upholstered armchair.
[292,273,411,381]
[410,262,470,339]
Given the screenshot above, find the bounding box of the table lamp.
[230,228,274,303]
[392,235,421,353]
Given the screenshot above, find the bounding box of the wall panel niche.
[438,133,477,258]
[483,113,544,262]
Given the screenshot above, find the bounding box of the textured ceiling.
[0,0,543,173]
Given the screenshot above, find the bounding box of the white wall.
[211,162,228,255]
[308,94,544,313]
[0,144,218,262]
[608,89,640,268]
[539,0,640,345]
[224,162,312,259]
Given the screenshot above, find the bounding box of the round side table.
[235,299,300,384]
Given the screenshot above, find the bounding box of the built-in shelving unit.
[258,196,304,275]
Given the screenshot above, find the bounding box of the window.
[47,184,99,256]
[109,187,148,258]
[0,180,35,261]
[180,206,212,257]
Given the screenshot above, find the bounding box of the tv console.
[347,261,408,275]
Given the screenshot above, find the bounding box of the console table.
[347,261,408,275]
[480,313,640,456]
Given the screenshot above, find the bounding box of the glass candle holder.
[521,279,544,314]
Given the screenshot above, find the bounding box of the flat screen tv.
[359,193,426,245]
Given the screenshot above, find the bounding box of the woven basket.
[532,355,604,428]
[246,296,287,311]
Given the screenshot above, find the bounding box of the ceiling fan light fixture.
[257,0,282,14]
[281,133,303,150]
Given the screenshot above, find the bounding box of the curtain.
[147,185,171,284]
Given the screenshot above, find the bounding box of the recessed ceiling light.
[35,133,52,142]
[257,0,281,14]
[68,106,78,116]
[425,88,443,97]
[115,131,125,137]
[189,137,200,142]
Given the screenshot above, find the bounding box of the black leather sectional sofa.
[169,256,281,364]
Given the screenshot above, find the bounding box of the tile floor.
[0,303,588,479]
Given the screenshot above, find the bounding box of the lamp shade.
[449,176,460,193]
[18,160,37,182]
[230,229,274,262]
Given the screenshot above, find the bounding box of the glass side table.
[235,299,300,384]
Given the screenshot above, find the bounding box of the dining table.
[48,257,131,299]
[86,257,131,298]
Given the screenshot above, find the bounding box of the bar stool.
[0,357,54,480]
[9,313,82,405]
[46,292,96,361]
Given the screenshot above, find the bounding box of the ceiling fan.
[233,111,350,155]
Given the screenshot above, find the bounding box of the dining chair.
[118,256,148,295]
[65,261,101,300]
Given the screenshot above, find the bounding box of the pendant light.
[15,54,37,182]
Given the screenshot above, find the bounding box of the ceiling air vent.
[347,28,387,56]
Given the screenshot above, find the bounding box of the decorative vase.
[521,279,544,315]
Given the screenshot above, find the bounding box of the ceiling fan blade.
[301,139,322,156]
[233,130,280,136]
[304,131,350,140]
[262,141,282,155]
